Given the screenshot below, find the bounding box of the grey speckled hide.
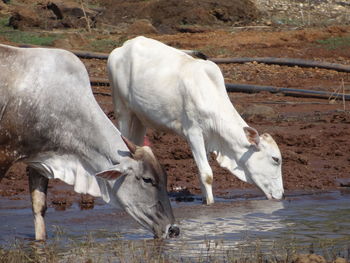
[0,44,178,240]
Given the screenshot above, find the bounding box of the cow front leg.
[28,167,49,241]
[187,129,214,205]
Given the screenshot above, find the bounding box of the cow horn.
[121,135,137,154]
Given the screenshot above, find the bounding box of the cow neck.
[74,109,132,207]
[77,105,124,172]
[26,105,128,199]
[206,102,252,183]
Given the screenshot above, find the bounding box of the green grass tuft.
[0,16,60,46]
[88,38,117,52]
[316,36,350,50]
[86,36,128,52]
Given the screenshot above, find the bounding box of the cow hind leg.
[117,110,146,146]
[28,167,49,241]
[187,129,214,205]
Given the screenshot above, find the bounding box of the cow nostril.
[168,225,180,238]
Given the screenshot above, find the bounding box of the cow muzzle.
[167,224,180,238]
[266,191,285,201]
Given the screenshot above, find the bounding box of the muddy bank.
[2,0,259,33]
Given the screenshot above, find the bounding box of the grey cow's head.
[96,136,179,239]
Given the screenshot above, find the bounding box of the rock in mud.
[79,194,95,210]
[52,197,72,211]
[127,19,158,35]
[8,0,100,30]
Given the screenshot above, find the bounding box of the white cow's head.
[230,127,284,200]
[96,136,179,239]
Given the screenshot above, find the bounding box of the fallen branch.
[80,0,91,33]
[90,77,350,101]
[231,25,272,30]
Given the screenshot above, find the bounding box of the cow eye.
[142,177,154,185]
[272,157,280,164]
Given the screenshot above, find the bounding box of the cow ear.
[243,127,260,148]
[95,168,123,180]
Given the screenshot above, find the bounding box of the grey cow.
[0,44,179,240]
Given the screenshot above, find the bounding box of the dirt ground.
[0,0,349,209]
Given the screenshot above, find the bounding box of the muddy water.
[1,190,350,258]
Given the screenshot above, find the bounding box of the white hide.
[107,36,284,204]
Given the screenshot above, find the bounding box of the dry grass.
[1,233,349,263]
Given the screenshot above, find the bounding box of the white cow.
[0,44,179,240]
[107,36,284,204]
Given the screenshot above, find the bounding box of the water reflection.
[176,199,285,239]
[163,191,350,259]
[164,199,285,258]
[1,191,350,260]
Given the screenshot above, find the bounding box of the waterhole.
[1,190,349,259]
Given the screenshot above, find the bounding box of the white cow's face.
[97,137,179,239]
[241,128,284,200]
